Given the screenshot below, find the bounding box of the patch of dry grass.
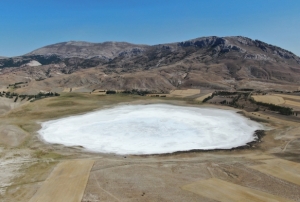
[250,159,300,186]
[4,93,144,121]
[182,178,293,202]
[252,95,285,105]
[195,93,212,102]
[169,89,200,97]
[285,100,300,107]
[47,101,79,107]
[274,94,300,100]
[29,160,94,202]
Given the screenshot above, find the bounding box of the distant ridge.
[0,36,299,93]
[25,41,149,59]
[24,36,300,59]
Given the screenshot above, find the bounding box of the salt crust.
[38,104,263,154]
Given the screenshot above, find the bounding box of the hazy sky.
[0,0,299,57]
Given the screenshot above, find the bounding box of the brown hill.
[0,36,300,94]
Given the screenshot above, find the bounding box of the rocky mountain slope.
[0,36,300,93]
[25,41,148,59]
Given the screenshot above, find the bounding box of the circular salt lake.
[38,104,264,155]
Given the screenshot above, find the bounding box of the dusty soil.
[0,125,28,147]
[0,93,300,202]
[182,178,293,202]
[0,97,27,116]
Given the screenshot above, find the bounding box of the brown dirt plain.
[0,93,300,201]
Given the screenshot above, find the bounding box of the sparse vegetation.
[206,90,296,116]
[122,89,151,96]
[35,78,46,81]
[239,88,254,91]
[251,100,293,115]
[30,92,60,102]
[202,93,215,102]
[106,90,116,94]
[0,91,60,102]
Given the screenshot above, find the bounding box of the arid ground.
[0,93,300,202]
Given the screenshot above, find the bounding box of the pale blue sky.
[0,0,299,57]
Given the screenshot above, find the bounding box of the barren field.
[252,95,285,105]
[182,178,292,202]
[195,93,212,102]
[29,160,94,202]
[0,93,300,202]
[169,89,200,97]
[146,89,202,98]
[285,100,300,108]
[251,94,300,111]
[274,94,300,101]
[250,159,300,186]
[0,97,27,116]
[91,89,107,95]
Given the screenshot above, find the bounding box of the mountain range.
[0,36,299,94]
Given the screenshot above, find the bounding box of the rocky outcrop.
[244,54,275,62]
[21,60,42,67]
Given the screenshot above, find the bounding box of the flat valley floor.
[1,93,300,202]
